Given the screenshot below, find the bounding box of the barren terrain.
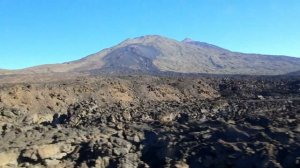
[0,75,299,167]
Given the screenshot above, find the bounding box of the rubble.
[0,76,299,167]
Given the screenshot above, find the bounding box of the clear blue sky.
[1,0,300,69]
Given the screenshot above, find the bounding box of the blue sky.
[0,0,300,69]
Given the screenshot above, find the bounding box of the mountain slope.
[2,35,300,75]
[286,70,300,76]
[0,69,10,75]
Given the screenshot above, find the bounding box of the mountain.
[286,70,300,76]
[0,69,10,74]
[1,35,300,75]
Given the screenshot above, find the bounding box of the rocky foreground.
[0,75,300,168]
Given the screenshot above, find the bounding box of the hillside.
[287,70,300,76]
[1,35,300,76]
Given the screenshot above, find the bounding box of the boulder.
[44,159,60,167]
[110,137,132,156]
[95,156,110,168]
[0,151,19,167]
[22,143,75,162]
[21,148,39,162]
[158,112,177,124]
[174,161,189,168]
[37,144,64,159]
[118,153,140,168]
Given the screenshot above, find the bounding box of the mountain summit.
[2,35,300,75]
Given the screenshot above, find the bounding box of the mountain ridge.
[1,35,300,75]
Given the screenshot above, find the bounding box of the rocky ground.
[0,75,299,168]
